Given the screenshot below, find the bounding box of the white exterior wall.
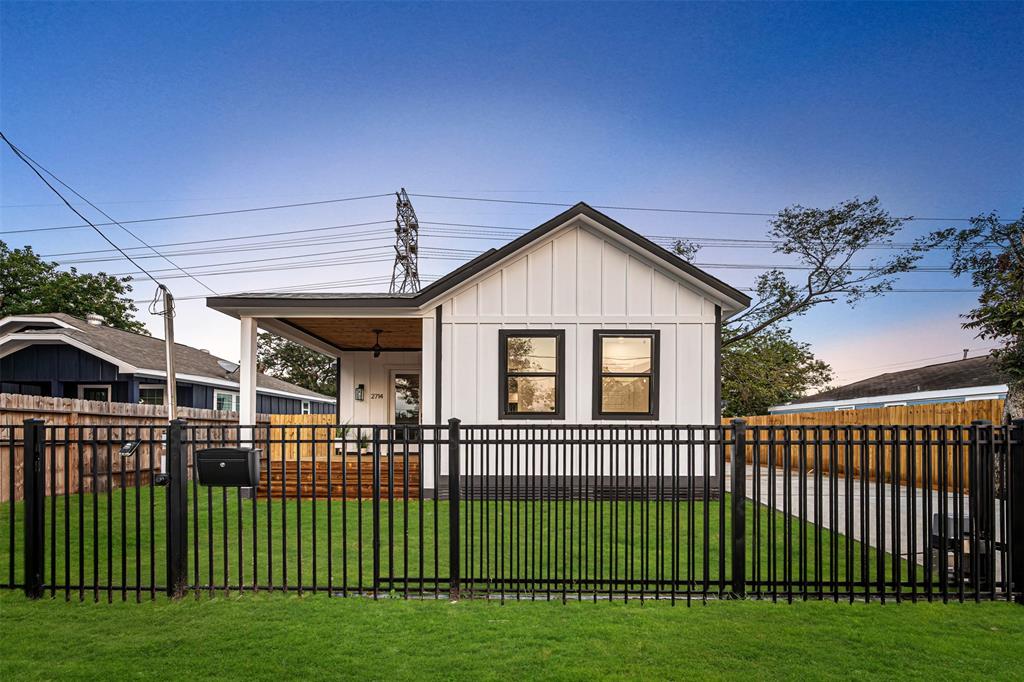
[332,219,726,490]
[435,221,719,426]
[428,220,722,483]
[336,350,422,424]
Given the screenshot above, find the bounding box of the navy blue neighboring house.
[0,313,335,415]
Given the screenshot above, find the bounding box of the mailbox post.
[165,419,189,598]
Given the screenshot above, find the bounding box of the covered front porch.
[206,296,440,497]
[231,310,433,429]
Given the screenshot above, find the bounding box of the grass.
[0,488,899,598]
[1,490,1017,679]
[1,591,1022,680]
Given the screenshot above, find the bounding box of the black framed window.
[499,330,565,419]
[593,330,659,419]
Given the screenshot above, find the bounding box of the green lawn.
[1,489,899,599]
[1,491,1017,679]
[1,591,1022,680]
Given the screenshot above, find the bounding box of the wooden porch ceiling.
[284,317,422,352]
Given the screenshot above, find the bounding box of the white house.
[207,203,750,494]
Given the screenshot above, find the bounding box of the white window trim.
[883,402,907,408]
[214,389,241,412]
[301,400,311,415]
[138,384,166,406]
[833,405,855,411]
[78,384,112,402]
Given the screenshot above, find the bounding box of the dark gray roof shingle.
[791,355,1007,405]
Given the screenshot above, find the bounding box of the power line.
[419,221,948,250]
[129,274,416,303]
[4,137,218,295]
[0,192,394,235]
[3,190,984,236]
[407,193,977,222]
[736,286,979,293]
[109,244,397,278]
[113,253,411,281]
[53,230,394,266]
[40,219,393,259]
[0,132,165,286]
[97,238,967,285]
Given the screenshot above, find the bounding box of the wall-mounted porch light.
[355,384,365,401]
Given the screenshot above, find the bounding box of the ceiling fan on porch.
[372,329,384,358]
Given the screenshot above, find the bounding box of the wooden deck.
[257,455,421,499]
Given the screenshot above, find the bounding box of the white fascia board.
[0,334,140,373]
[769,384,1010,413]
[0,316,77,335]
[133,369,336,404]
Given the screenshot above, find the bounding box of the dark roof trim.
[207,202,751,311]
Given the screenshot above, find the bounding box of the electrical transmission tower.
[390,187,421,293]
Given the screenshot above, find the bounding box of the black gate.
[3,418,1023,603]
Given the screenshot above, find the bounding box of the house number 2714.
[369,392,384,400]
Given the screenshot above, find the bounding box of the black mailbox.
[196,447,261,487]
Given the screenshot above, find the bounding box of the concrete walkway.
[726,463,1005,574]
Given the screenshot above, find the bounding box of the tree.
[0,240,146,334]
[710,196,922,346]
[927,210,1024,422]
[721,326,834,417]
[257,332,337,396]
[673,196,921,414]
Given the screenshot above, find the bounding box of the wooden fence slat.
[726,399,1006,489]
[0,393,270,503]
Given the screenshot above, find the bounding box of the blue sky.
[2,1,1022,385]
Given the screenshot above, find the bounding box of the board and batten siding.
[423,222,719,426]
[337,350,422,424]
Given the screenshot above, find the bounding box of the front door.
[390,371,420,442]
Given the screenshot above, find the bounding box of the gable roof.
[207,202,751,313]
[0,313,334,401]
[788,355,1007,405]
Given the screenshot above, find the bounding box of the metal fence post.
[448,417,461,600]
[730,418,747,598]
[372,426,381,598]
[971,419,994,595]
[23,418,45,599]
[165,418,189,598]
[1011,419,1024,605]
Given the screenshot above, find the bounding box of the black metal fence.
[2,418,1022,604]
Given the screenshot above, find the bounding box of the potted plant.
[335,423,371,458]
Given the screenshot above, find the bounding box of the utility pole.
[390,188,421,293]
[160,285,177,423]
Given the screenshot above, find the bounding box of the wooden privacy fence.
[727,399,1007,490]
[0,393,268,502]
[267,413,340,461]
[262,414,420,498]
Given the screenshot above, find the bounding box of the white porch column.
[239,316,258,427]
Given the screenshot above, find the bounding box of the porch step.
[256,458,421,500]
